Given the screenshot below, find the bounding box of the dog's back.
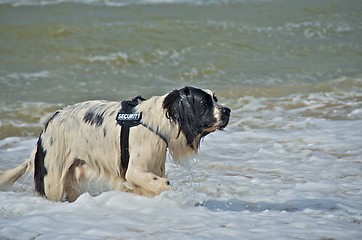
[34,100,123,201]
[1,100,123,201]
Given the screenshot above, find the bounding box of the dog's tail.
[0,148,35,190]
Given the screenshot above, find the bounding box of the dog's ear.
[163,86,202,148]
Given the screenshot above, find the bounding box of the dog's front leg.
[125,131,170,196]
[125,168,171,196]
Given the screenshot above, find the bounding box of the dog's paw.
[149,176,171,195]
[123,181,136,191]
[126,178,170,197]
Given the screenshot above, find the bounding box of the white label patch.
[117,113,141,122]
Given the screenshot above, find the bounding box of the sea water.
[0,0,361,239]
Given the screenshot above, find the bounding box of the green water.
[0,0,361,139]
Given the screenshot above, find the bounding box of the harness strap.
[116,96,168,178]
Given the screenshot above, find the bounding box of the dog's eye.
[213,94,218,102]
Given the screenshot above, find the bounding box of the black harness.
[116,96,168,178]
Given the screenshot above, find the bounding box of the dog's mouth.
[217,117,230,130]
[205,114,230,132]
[202,106,231,134]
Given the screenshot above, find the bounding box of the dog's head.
[163,86,231,149]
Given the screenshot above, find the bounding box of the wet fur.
[0,87,230,202]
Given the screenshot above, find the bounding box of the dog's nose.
[221,107,231,116]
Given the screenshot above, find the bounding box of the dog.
[0,86,230,202]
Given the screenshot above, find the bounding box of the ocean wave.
[1,71,50,81]
[81,47,190,68]
[205,18,355,39]
[226,88,362,132]
[0,102,62,139]
[82,51,132,64]
[0,0,245,7]
[280,21,354,39]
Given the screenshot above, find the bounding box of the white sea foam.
[84,52,129,63]
[0,71,51,84]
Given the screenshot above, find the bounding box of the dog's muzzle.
[218,106,231,130]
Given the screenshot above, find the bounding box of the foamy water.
[1,91,361,239]
[1,0,362,239]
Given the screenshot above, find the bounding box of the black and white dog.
[0,86,230,202]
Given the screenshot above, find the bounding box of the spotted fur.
[0,87,230,202]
